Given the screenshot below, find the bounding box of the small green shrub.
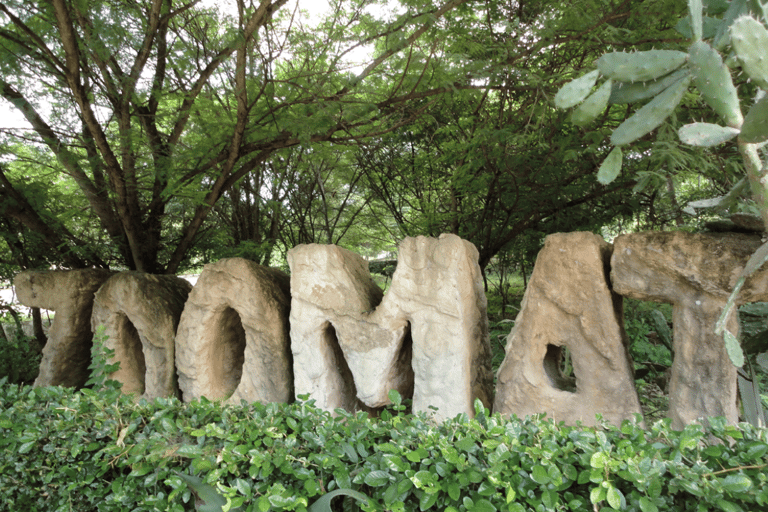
[625,300,674,368]
[1,382,766,512]
[85,325,122,392]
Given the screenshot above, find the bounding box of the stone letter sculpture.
[14,269,115,388]
[288,234,494,421]
[611,231,768,429]
[175,258,293,404]
[494,232,644,427]
[91,272,192,400]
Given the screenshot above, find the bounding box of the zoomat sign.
[13,231,768,428]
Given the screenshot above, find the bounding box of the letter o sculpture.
[175,258,293,404]
[91,272,192,400]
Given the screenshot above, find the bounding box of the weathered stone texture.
[14,269,115,388]
[288,234,493,421]
[494,232,643,426]
[91,272,191,400]
[611,231,768,428]
[175,258,293,404]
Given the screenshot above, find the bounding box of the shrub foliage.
[0,330,41,385]
[0,380,767,512]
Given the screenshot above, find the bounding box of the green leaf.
[175,444,204,457]
[597,147,623,185]
[531,465,551,485]
[721,474,753,493]
[448,481,461,501]
[471,498,498,512]
[639,496,659,512]
[18,441,35,454]
[412,470,436,488]
[715,498,744,512]
[555,70,600,109]
[590,485,607,504]
[308,489,371,512]
[455,436,477,452]
[419,489,439,510]
[590,451,610,469]
[384,483,399,504]
[174,472,241,512]
[606,485,625,510]
[678,123,740,146]
[364,470,392,487]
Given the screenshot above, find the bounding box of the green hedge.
[1,380,766,512]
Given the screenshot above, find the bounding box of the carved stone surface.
[14,269,115,388]
[91,272,191,400]
[494,232,643,426]
[288,234,493,421]
[175,258,293,404]
[611,231,768,428]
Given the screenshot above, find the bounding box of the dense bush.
[1,380,767,512]
[0,329,41,385]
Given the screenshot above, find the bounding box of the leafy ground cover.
[1,378,767,512]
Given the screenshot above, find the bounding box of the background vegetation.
[1,0,768,508]
[0,0,737,277]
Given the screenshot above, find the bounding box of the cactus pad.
[739,95,768,144]
[597,50,688,83]
[555,70,600,109]
[571,79,612,126]
[688,40,742,127]
[678,122,740,146]
[609,69,689,104]
[730,16,768,90]
[597,147,623,185]
[611,74,692,146]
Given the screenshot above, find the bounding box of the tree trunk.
[31,307,47,353]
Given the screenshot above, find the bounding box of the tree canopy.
[0,0,741,277]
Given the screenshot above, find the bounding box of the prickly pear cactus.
[554,0,768,369]
[555,0,768,217]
